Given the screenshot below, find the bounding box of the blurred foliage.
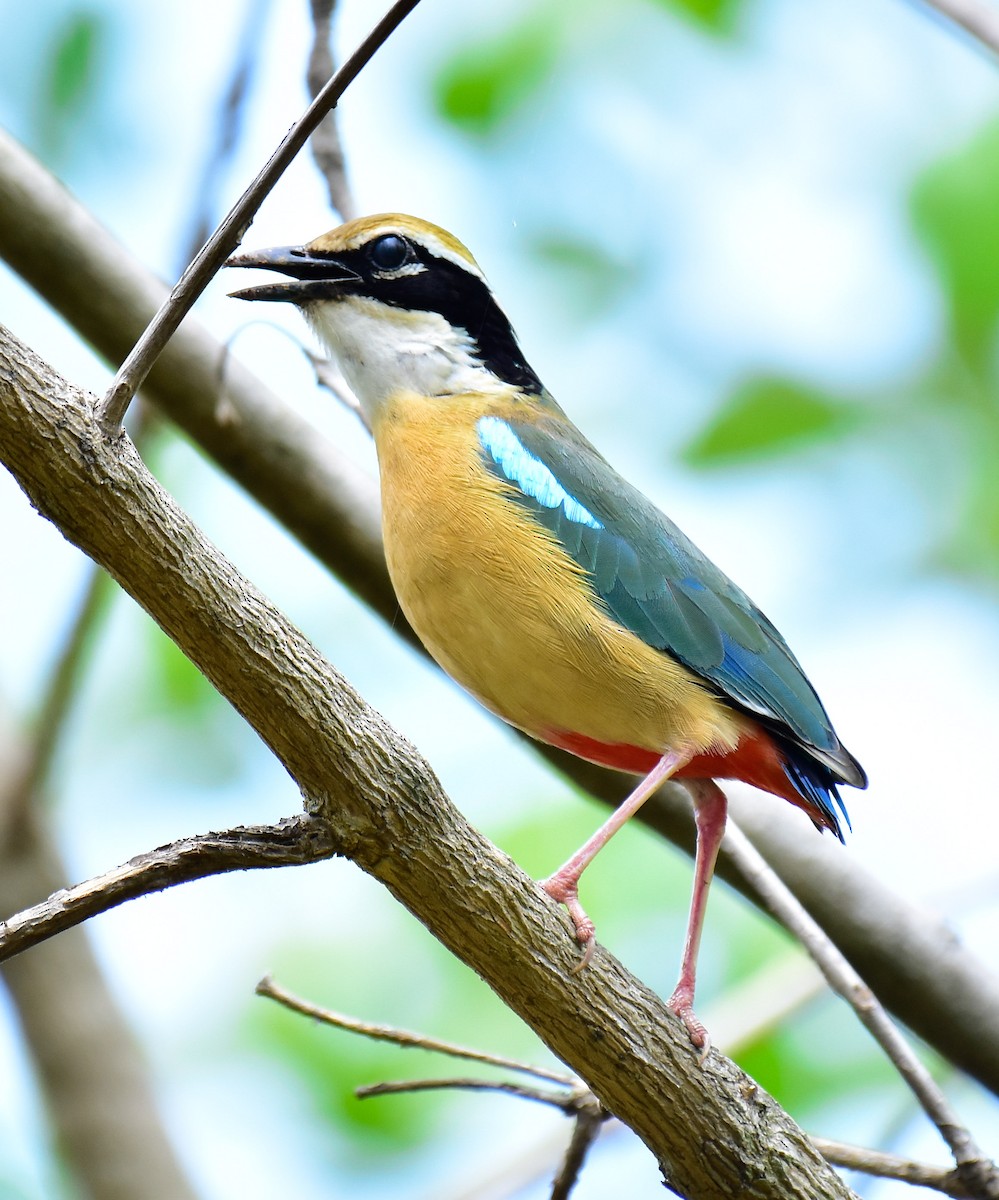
[529,231,642,319]
[432,11,559,138]
[433,0,743,139]
[47,14,102,112]
[683,112,999,587]
[736,993,898,1117]
[36,10,108,160]
[912,116,999,372]
[145,627,220,718]
[247,960,443,1153]
[647,0,744,35]
[681,377,864,466]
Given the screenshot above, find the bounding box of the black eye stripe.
[318,238,544,395]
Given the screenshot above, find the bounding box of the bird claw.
[569,933,596,975]
[667,985,711,1058]
[540,871,597,969]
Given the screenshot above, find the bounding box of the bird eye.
[368,234,409,270]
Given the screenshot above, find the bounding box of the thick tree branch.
[918,0,999,56]
[0,127,997,1096]
[0,794,199,1200]
[0,326,854,1199]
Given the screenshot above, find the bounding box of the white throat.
[305,295,511,425]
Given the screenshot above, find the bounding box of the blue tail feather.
[782,754,851,843]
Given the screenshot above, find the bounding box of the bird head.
[227,213,543,427]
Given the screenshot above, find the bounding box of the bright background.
[1,0,998,1196]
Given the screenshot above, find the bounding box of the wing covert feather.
[476,410,858,782]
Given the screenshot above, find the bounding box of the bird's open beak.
[226,245,360,303]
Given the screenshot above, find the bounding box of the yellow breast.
[372,391,744,761]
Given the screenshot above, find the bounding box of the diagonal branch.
[308,0,356,220]
[256,974,572,1084]
[0,817,341,962]
[917,0,999,56]
[0,127,997,1097]
[0,323,855,1200]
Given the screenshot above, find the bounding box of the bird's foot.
[540,869,596,972]
[667,982,710,1058]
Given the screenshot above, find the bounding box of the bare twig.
[434,954,827,1200]
[259,968,982,1200]
[260,976,605,1197]
[257,975,572,1084]
[0,817,341,962]
[357,1077,582,1108]
[551,1095,605,1200]
[0,799,201,1200]
[0,567,113,839]
[97,0,421,430]
[723,820,999,1199]
[358,1073,607,1198]
[915,0,999,56]
[308,0,356,219]
[178,0,271,269]
[813,1136,974,1198]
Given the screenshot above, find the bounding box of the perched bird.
[228,214,866,1048]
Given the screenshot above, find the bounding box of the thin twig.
[308,0,355,220]
[178,0,271,270]
[434,956,826,1200]
[97,0,421,431]
[551,1095,605,1200]
[0,567,112,836]
[356,1077,584,1109]
[725,819,999,1199]
[813,1135,974,1198]
[256,975,573,1085]
[260,971,981,1200]
[357,1070,607,1200]
[0,817,340,962]
[915,0,999,56]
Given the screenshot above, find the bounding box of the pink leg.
[541,749,690,969]
[666,779,728,1053]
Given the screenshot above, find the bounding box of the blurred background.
[1,0,998,1195]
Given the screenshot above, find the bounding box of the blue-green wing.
[476,410,863,787]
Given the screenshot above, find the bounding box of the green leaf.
[911,115,999,369]
[146,626,217,717]
[46,12,104,114]
[433,18,558,137]
[646,0,743,34]
[530,233,639,317]
[682,377,859,466]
